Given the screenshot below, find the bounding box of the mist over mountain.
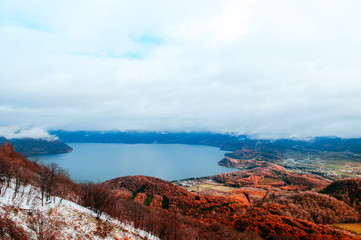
[0,126,58,141]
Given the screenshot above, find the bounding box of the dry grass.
[258,177,283,185]
[188,182,236,192]
[335,223,361,234]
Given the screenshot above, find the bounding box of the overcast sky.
[1,0,361,139]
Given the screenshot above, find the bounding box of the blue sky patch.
[122,52,142,60]
[0,13,50,32]
[70,51,142,60]
[133,33,163,45]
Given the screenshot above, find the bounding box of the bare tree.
[0,156,12,195]
[81,182,117,219]
[37,163,62,206]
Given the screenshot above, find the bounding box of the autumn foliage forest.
[1,142,361,239]
[104,175,361,239]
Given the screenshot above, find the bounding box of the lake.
[32,143,236,182]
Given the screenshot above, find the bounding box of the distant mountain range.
[4,129,361,158]
[0,137,72,156]
[50,130,361,156]
[49,130,239,146]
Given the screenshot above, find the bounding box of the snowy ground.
[0,180,160,240]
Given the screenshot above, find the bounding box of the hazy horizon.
[1,1,361,139]
[0,126,358,141]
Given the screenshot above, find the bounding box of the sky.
[1,0,361,139]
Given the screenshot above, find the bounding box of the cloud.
[1,0,361,138]
[0,126,58,140]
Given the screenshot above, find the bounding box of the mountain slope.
[0,181,156,239]
[0,143,155,239]
[320,178,361,215]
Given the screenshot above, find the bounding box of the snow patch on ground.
[0,180,159,240]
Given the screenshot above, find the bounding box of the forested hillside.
[0,137,72,155]
[105,174,361,239]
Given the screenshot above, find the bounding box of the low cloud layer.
[1,1,361,139]
[0,126,58,140]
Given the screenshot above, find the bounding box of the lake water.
[32,143,236,182]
